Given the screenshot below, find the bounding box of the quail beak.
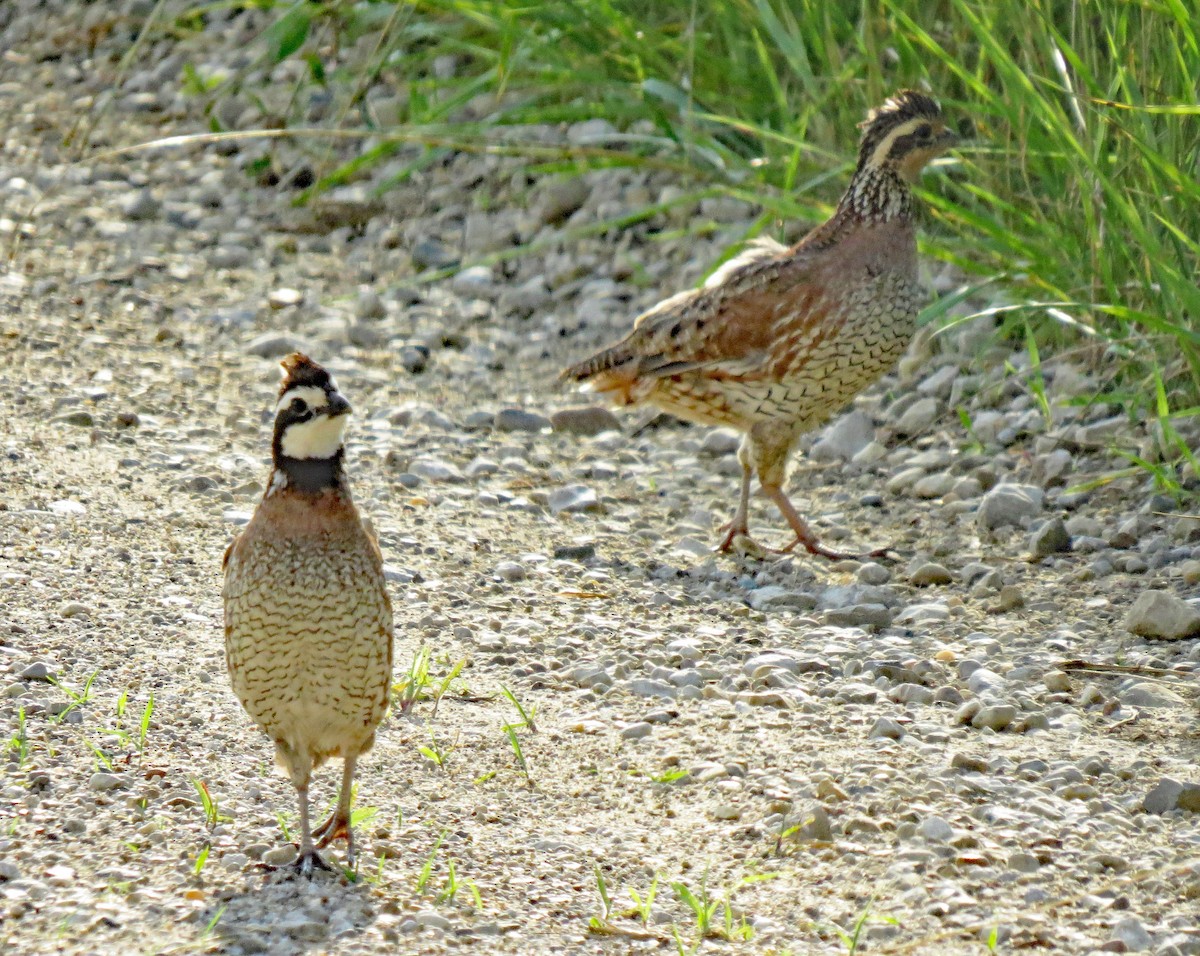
[934,127,959,152]
[323,393,352,418]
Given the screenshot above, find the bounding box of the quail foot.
[223,353,394,877]
[562,91,957,559]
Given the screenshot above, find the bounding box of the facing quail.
[562,90,957,558]
[223,353,393,877]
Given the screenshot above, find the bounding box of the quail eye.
[289,397,308,414]
[916,123,933,138]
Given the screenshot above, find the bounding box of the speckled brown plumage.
[223,353,393,876]
[562,91,957,557]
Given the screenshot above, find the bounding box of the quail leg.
[313,755,356,866]
[290,781,333,877]
[762,484,893,561]
[715,458,755,553]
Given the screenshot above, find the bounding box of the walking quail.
[562,90,957,558]
[223,353,393,876]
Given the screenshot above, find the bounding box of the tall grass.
[186,0,1198,414]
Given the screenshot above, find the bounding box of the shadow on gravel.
[199,869,381,953]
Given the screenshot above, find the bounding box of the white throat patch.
[280,413,348,460]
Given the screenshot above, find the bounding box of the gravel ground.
[2,4,1199,954]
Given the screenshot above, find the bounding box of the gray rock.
[410,238,459,271]
[1030,516,1071,557]
[550,406,621,436]
[495,408,551,432]
[748,587,817,612]
[267,287,303,309]
[1077,414,1126,445]
[1065,515,1103,537]
[892,602,949,626]
[121,189,160,221]
[1110,916,1153,952]
[1144,778,1184,814]
[494,561,526,582]
[399,345,429,374]
[620,722,652,740]
[1007,852,1040,873]
[1119,681,1186,709]
[977,483,1045,532]
[825,604,892,629]
[889,683,934,705]
[966,667,1005,694]
[894,397,939,435]
[1032,448,1073,485]
[868,717,906,739]
[413,910,452,931]
[567,118,620,145]
[536,177,590,225]
[793,805,833,842]
[856,562,891,585]
[245,332,309,358]
[451,265,497,298]
[1043,670,1072,693]
[1124,590,1200,639]
[89,772,129,791]
[408,457,463,483]
[1144,778,1200,814]
[20,661,55,681]
[55,410,96,427]
[278,909,329,941]
[698,196,751,222]
[909,562,952,587]
[500,276,550,314]
[912,472,956,499]
[743,652,804,676]
[212,245,252,269]
[918,364,959,397]
[810,411,874,462]
[991,585,1025,612]
[355,288,387,319]
[626,679,677,700]
[933,686,964,705]
[919,816,954,842]
[885,466,927,494]
[460,459,496,481]
[548,485,602,514]
[0,860,20,880]
[853,441,887,465]
[700,429,741,456]
[553,542,596,561]
[971,704,1017,731]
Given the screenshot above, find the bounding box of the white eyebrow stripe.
[275,385,330,415]
[868,117,928,168]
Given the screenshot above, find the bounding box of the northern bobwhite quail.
[223,353,393,877]
[562,90,957,558]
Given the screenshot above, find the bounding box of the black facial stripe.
[887,131,932,158]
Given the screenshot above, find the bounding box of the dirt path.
[1,4,1198,954]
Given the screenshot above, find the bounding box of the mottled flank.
[562,90,956,557]
[223,491,392,771]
